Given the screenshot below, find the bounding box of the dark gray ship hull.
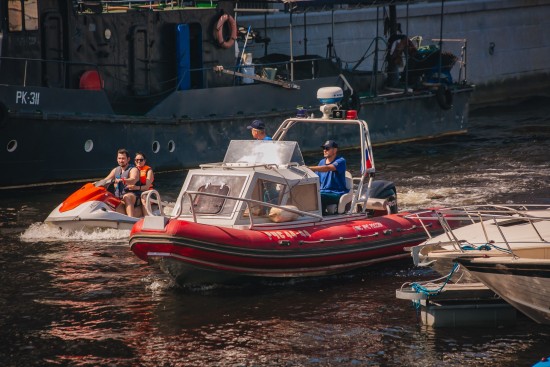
[1,79,472,188]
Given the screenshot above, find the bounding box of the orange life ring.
[214,14,237,49]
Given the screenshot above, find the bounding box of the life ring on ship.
[436,84,453,110]
[213,13,237,49]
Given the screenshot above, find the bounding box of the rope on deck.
[460,241,512,254]
[409,262,460,309]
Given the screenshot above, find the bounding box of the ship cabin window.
[286,183,319,212]
[192,184,230,215]
[8,0,38,32]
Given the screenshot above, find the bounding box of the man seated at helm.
[308,140,349,214]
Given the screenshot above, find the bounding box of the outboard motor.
[360,180,398,214]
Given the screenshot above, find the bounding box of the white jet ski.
[45,180,163,231]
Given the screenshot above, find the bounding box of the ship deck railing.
[0,48,471,96]
[0,54,336,90]
[76,0,189,12]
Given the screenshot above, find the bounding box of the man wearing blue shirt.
[247,119,272,140]
[309,140,348,214]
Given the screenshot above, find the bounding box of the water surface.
[1,98,550,366]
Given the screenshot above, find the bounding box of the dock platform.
[396,282,516,328]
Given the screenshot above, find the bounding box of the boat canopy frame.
[169,116,380,226]
[273,116,376,213]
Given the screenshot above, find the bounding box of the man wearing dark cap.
[309,140,348,214]
[247,119,272,140]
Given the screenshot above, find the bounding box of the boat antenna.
[437,0,445,82]
[371,5,380,97]
[303,11,308,56]
[331,6,335,51]
[403,2,410,92]
[289,4,295,81]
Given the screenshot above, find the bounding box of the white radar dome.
[317,87,343,104]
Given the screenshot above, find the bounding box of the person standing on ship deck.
[247,119,272,140]
[308,140,349,214]
[103,148,140,217]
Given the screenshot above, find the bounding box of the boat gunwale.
[129,229,439,259]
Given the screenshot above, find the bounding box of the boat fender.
[436,84,453,110]
[269,205,300,223]
[0,101,8,128]
[213,13,237,49]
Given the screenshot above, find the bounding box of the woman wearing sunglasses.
[127,152,155,216]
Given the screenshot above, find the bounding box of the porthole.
[152,140,160,153]
[7,139,17,153]
[84,139,94,152]
[168,140,175,152]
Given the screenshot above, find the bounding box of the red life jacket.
[139,165,153,188]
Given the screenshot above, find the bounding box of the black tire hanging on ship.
[436,84,453,110]
[0,102,8,129]
[341,90,361,113]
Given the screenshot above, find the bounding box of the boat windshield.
[223,140,304,166]
[179,174,247,217]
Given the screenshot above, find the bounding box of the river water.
[1,97,550,366]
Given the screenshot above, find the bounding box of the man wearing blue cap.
[309,140,348,214]
[247,119,272,140]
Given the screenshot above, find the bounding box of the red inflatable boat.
[130,208,449,285]
[130,90,464,286]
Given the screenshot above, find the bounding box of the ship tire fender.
[0,101,8,128]
[214,14,237,49]
[342,90,361,113]
[436,84,453,110]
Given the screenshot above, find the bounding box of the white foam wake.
[20,222,130,243]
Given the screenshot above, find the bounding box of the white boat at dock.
[408,204,550,281]
[456,246,550,325]
[397,205,550,326]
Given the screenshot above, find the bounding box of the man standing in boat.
[102,148,140,217]
[309,140,349,214]
[247,120,272,140]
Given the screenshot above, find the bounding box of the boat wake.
[396,166,548,209]
[20,222,130,243]
[398,186,487,208]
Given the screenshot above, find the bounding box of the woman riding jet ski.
[44,179,163,231]
[45,150,163,231]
